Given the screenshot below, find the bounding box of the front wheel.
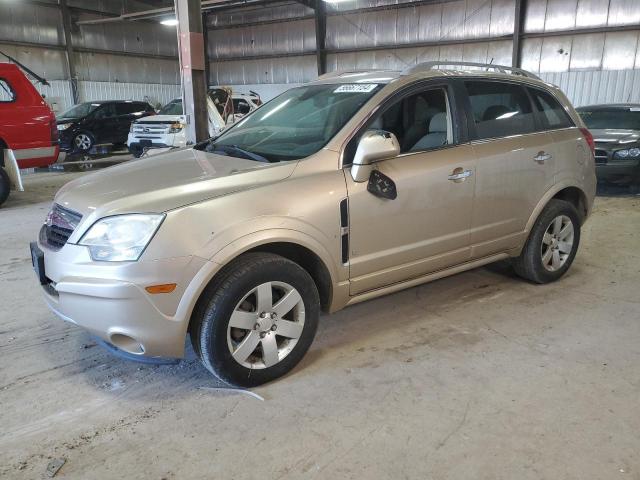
[73,132,94,152]
[513,199,581,284]
[192,252,320,387]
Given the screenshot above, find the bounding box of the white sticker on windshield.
[334,84,378,93]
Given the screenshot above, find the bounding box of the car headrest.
[429,112,448,133]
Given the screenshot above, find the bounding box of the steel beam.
[512,0,525,68]
[314,0,327,75]
[175,0,209,144]
[59,0,78,103]
[203,12,211,86]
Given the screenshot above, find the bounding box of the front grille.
[594,149,608,164]
[40,204,82,251]
[132,123,171,135]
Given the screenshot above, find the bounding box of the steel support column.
[314,0,327,76]
[203,12,211,87]
[60,0,78,104]
[175,0,208,144]
[512,0,526,68]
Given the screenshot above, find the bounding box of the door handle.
[534,151,552,164]
[448,168,473,182]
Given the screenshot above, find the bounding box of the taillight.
[50,116,58,144]
[580,127,595,155]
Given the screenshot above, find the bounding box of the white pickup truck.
[127,91,261,158]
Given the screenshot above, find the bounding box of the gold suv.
[31,62,596,386]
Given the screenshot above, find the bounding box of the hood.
[590,129,640,145]
[57,117,80,124]
[134,114,185,124]
[54,149,297,221]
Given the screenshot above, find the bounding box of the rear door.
[527,86,578,184]
[463,80,556,259]
[114,102,148,143]
[92,103,119,143]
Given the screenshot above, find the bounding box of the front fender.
[171,228,346,348]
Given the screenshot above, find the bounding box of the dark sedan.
[577,104,640,193]
[56,100,155,153]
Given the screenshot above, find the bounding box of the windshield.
[197,83,382,162]
[159,99,183,115]
[59,102,101,120]
[578,108,640,130]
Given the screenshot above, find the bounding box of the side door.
[91,103,118,144]
[345,82,476,295]
[462,80,556,259]
[527,86,579,184]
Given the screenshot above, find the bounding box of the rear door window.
[0,79,15,102]
[116,102,142,115]
[529,88,574,130]
[465,81,536,139]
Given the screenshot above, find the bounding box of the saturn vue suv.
[31,62,596,386]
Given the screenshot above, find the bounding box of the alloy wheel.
[541,214,574,272]
[227,281,305,369]
[74,134,92,150]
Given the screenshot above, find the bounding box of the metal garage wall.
[76,82,180,110]
[540,70,640,107]
[0,1,180,113]
[325,0,515,50]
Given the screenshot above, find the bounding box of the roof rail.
[402,61,540,80]
[316,69,396,81]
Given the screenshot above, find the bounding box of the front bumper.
[596,161,640,185]
[35,240,208,358]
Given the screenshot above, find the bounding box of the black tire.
[72,132,94,152]
[0,167,10,206]
[192,252,320,387]
[512,199,581,284]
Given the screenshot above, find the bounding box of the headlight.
[169,122,184,133]
[57,123,72,131]
[79,214,164,262]
[129,123,135,132]
[613,148,640,159]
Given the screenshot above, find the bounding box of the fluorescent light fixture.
[160,18,178,26]
[496,111,518,120]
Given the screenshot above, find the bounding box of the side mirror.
[350,130,400,183]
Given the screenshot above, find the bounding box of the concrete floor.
[1,171,639,480]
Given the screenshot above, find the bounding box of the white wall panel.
[77,81,180,110]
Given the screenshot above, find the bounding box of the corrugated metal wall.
[210,0,640,107]
[0,0,178,112]
[1,0,639,111]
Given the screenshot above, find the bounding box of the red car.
[0,62,59,206]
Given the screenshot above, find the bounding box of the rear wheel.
[192,252,320,387]
[0,167,10,206]
[513,199,581,284]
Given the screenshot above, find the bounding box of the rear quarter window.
[0,79,16,102]
[529,88,574,130]
[465,80,536,140]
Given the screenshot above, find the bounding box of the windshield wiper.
[207,143,269,163]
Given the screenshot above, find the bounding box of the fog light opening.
[110,333,144,355]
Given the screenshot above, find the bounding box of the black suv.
[56,100,155,153]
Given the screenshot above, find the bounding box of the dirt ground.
[1,171,639,480]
